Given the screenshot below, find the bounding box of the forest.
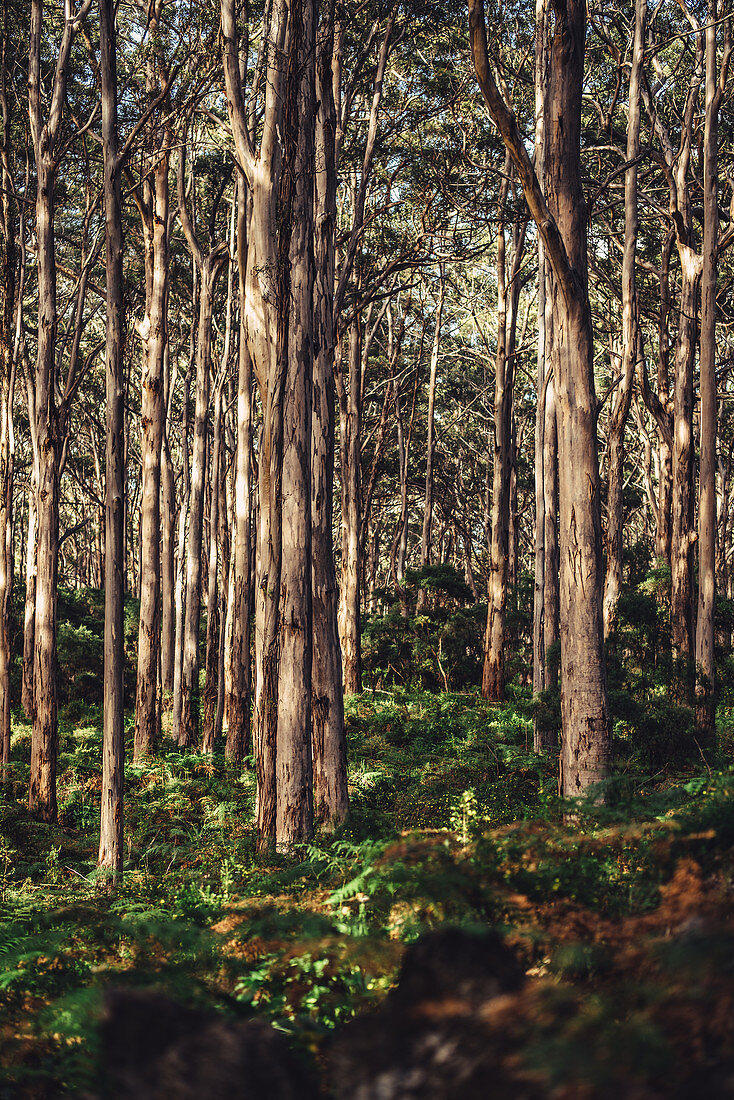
[1,0,734,1094]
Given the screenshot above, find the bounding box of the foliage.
[2,690,734,1094]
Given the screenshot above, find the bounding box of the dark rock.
[98,989,320,1100]
[326,928,532,1100]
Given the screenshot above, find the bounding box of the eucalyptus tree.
[696,0,732,733]
[98,0,124,880]
[471,0,612,797]
[222,0,318,848]
[132,2,172,761]
[28,0,94,821]
[176,136,229,749]
[0,0,16,769]
[601,0,644,639]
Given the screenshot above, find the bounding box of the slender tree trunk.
[275,0,317,849]
[655,236,674,563]
[160,423,175,695]
[531,0,558,752]
[202,383,223,752]
[418,265,445,605]
[172,369,191,737]
[696,2,730,734]
[179,259,225,747]
[22,474,37,719]
[339,316,362,694]
[311,0,347,828]
[134,128,169,761]
[483,171,524,700]
[602,0,644,637]
[98,0,125,879]
[29,98,60,826]
[225,177,252,764]
[671,255,700,670]
[0,8,15,767]
[471,0,611,796]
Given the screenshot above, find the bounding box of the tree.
[28,0,93,822]
[470,0,611,797]
[98,0,124,880]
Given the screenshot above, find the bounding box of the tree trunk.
[471,0,611,797]
[134,123,169,761]
[312,0,349,827]
[311,0,347,829]
[180,266,219,747]
[418,265,446,602]
[696,1,730,734]
[171,368,191,737]
[602,0,644,637]
[160,422,175,696]
[670,252,700,671]
[202,383,223,752]
[0,7,15,768]
[22,473,37,719]
[531,0,559,752]
[225,177,252,765]
[656,235,674,563]
[483,168,524,701]
[339,316,362,694]
[275,0,317,850]
[98,0,125,879]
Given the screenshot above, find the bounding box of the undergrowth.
[1,691,733,1096]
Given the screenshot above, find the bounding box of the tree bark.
[134,104,169,761]
[312,0,347,828]
[483,168,525,701]
[225,175,252,764]
[98,0,125,880]
[602,0,643,638]
[471,0,611,797]
[202,382,223,752]
[177,146,228,748]
[275,0,317,850]
[696,3,731,734]
[0,5,15,768]
[339,316,363,694]
[418,265,446,599]
[27,0,92,820]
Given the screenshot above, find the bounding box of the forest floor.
[1,689,734,1096]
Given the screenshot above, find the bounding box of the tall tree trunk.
[177,148,228,747]
[471,0,611,798]
[339,316,362,694]
[172,368,191,737]
[22,468,37,718]
[160,422,175,696]
[483,168,524,701]
[98,0,125,879]
[202,382,223,752]
[30,171,61,819]
[602,0,644,637]
[29,16,58,822]
[656,235,674,563]
[312,0,347,828]
[531,0,559,752]
[696,3,730,734]
[134,115,169,761]
[0,4,15,768]
[225,176,252,764]
[671,255,700,671]
[179,264,221,746]
[275,0,317,849]
[418,265,446,605]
